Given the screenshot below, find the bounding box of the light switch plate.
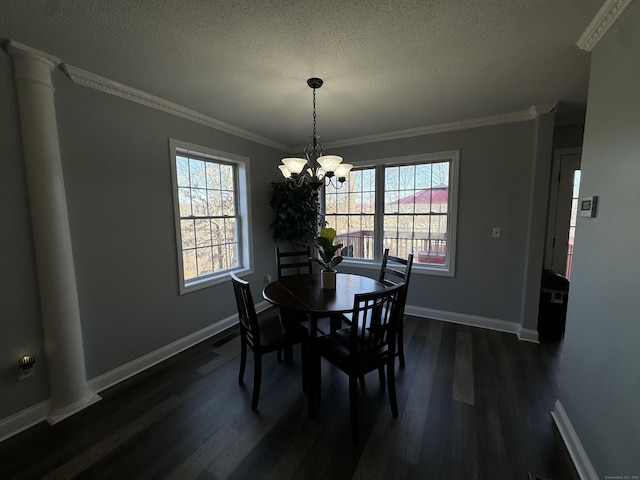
[492,226,501,238]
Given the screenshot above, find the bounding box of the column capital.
[6,40,61,90]
[6,40,60,69]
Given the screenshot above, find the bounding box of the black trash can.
[538,269,570,341]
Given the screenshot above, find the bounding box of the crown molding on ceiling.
[577,0,633,51]
[5,40,60,66]
[60,62,555,154]
[324,103,558,150]
[61,64,288,151]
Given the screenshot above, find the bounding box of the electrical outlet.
[492,226,501,238]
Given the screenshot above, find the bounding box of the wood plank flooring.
[0,316,579,480]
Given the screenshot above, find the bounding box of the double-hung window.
[169,139,252,293]
[324,151,459,276]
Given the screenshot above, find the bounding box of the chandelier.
[278,78,352,192]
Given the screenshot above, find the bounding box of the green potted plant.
[311,227,343,289]
[269,182,319,247]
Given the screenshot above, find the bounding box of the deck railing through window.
[337,231,447,265]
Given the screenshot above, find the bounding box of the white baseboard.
[406,305,524,337]
[551,400,599,480]
[88,313,239,393]
[0,399,51,443]
[519,327,540,343]
[1,302,533,442]
[1,311,243,443]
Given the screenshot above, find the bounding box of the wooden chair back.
[276,246,313,279]
[230,271,260,350]
[379,248,414,288]
[349,282,405,358]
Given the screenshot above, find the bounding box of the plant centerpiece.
[311,227,343,289]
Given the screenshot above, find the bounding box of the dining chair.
[276,246,312,279]
[275,246,315,362]
[230,272,307,411]
[315,282,405,442]
[378,248,414,367]
[340,249,413,367]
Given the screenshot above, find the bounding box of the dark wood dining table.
[262,273,388,413]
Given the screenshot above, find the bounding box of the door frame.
[544,147,582,274]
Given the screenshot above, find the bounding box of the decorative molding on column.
[577,0,633,51]
[6,40,60,65]
[6,40,60,91]
[47,392,102,425]
[326,102,558,149]
[60,64,287,151]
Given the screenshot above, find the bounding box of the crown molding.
[577,0,633,51]
[5,40,60,66]
[57,61,556,153]
[61,64,288,151]
[324,102,557,149]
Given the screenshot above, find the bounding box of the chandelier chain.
[312,87,317,138]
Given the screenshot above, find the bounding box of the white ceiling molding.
[577,0,634,51]
[60,62,556,154]
[5,40,60,66]
[61,64,288,151]
[325,103,558,150]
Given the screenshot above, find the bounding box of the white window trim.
[335,150,459,277]
[169,138,254,294]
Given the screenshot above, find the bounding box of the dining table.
[262,272,388,413]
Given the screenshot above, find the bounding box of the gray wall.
[558,1,640,475]
[337,117,553,328]
[0,51,284,420]
[1,44,554,426]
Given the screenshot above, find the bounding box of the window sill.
[181,268,253,295]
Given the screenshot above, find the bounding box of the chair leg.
[284,345,294,365]
[315,349,321,404]
[397,318,406,367]
[378,366,386,389]
[330,314,343,333]
[349,376,359,443]
[300,342,308,393]
[251,354,262,411]
[239,339,247,385]
[386,359,399,417]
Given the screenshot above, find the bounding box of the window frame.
[169,139,253,294]
[325,150,459,277]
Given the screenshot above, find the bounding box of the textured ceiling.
[1,0,603,150]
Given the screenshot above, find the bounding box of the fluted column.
[7,41,98,422]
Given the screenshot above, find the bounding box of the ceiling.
[1,0,603,151]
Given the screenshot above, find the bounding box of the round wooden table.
[262,273,387,315]
[263,273,387,413]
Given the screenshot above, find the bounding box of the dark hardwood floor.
[0,316,579,480]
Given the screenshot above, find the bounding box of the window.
[325,168,376,260]
[324,151,459,276]
[169,139,252,293]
